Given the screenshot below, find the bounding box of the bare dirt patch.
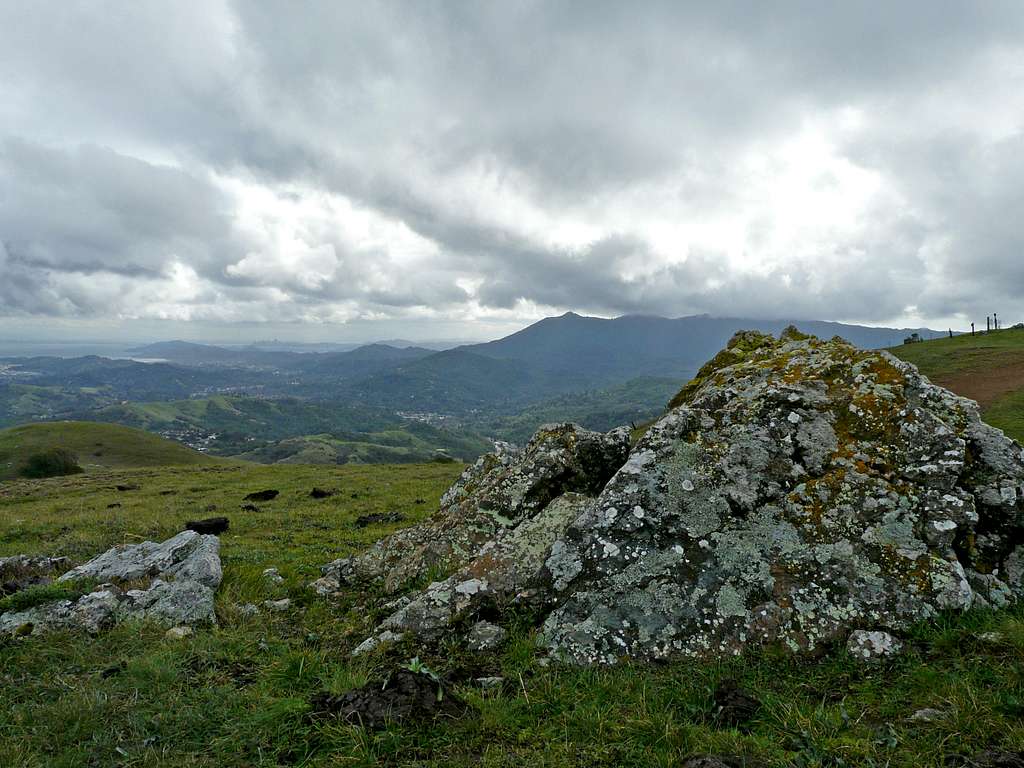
[309,670,467,730]
[935,359,1024,409]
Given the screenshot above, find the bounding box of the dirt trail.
[935,359,1024,409]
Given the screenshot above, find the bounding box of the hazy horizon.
[0,310,963,360]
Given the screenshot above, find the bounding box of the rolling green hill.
[86,396,492,462]
[88,396,401,452]
[233,421,490,465]
[0,421,220,480]
[889,327,1024,442]
[0,383,116,428]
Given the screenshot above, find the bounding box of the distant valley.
[0,313,945,464]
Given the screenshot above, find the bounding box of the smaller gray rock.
[977,631,1005,644]
[680,756,764,768]
[467,620,507,651]
[1,532,223,637]
[309,574,341,596]
[847,630,903,662]
[127,579,217,625]
[165,626,194,640]
[908,707,945,723]
[0,588,121,636]
[0,555,69,594]
[263,598,291,612]
[352,629,404,655]
[236,603,259,618]
[262,567,284,585]
[59,530,222,589]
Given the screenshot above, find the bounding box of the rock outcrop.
[0,530,222,636]
[327,329,1024,664]
[313,423,631,595]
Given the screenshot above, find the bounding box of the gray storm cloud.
[1,1,1022,337]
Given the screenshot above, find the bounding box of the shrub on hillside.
[18,448,84,479]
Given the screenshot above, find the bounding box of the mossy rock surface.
[344,330,1024,667]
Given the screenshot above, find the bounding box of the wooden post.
[971,322,975,336]
[995,312,999,331]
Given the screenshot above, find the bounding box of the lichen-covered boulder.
[0,531,222,636]
[355,492,593,650]
[58,530,222,589]
[313,424,630,595]
[541,329,1024,663]
[338,329,1024,664]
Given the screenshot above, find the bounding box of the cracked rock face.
[330,330,1024,664]
[0,531,222,636]
[313,423,631,595]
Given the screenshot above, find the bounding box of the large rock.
[541,330,1023,663]
[336,329,1024,664]
[0,531,222,636]
[57,530,221,588]
[313,423,631,595]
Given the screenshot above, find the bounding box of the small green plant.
[400,656,443,700]
[18,447,84,479]
[401,656,439,682]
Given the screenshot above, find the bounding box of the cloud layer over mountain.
[2,2,1022,338]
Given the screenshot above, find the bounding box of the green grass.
[889,327,1024,442]
[0,421,220,480]
[235,428,489,466]
[1,462,1022,766]
[985,388,1024,446]
[888,327,1024,378]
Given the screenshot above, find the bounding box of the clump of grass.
[0,579,96,614]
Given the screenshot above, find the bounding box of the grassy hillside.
[0,421,219,480]
[234,425,487,465]
[1,462,1022,766]
[89,396,403,451]
[0,383,117,428]
[0,397,493,468]
[889,327,1024,442]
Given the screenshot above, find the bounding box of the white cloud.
[1,1,1023,339]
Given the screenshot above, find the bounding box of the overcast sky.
[1,2,1023,343]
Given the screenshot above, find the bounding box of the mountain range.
[1,313,944,461]
[122,313,941,410]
